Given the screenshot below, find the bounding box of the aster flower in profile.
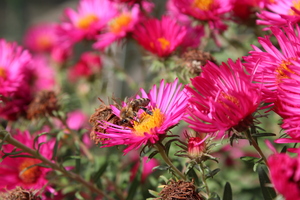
[133,16,187,57]
[58,0,118,45]
[268,151,300,200]
[93,5,141,50]
[184,59,262,137]
[96,78,189,154]
[171,0,232,32]
[257,0,300,28]
[0,130,54,195]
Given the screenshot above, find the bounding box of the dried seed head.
[26,90,59,120]
[89,98,120,144]
[0,186,42,200]
[181,49,217,76]
[158,179,203,200]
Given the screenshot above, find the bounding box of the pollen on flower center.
[275,59,299,81]
[219,92,241,109]
[18,159,41,184]
[289,0,300,16]
[133,108,165,136]
[192,0,213,11]
[109,14,132,34]
[77,14,99,29]
[157,38,170,50]
[0,67,6,79]
[37,35,52,50]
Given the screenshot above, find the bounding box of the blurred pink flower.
[58,0,118,44]
[0,130,54,194]
[23,23,58,53]
[66,110,89,130]
[0,39,33,120]
[68,52,102,82]
[230,0,265,22]
[24,55,56,92]
[93,5,141,50]
[268,152,300,200]
[97,79,189,154]
[184,59,262,136]
[133,16,187,57]
[257,0,300,28]
[172,0,231,32]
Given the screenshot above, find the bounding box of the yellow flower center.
[275,58,300,82]
[18,159,41,184]
[77,14,99,29]
[289,0,300,16]
[157,37,170,50]
[37,35,52,50]
[133,108,165,136]
[0,67,6,79]
[192,0,213,11]
[219,92,241,109]
[109,14,132,34]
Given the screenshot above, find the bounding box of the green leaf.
[153,165,169,171]
[222,182,232,200]
[10,155,36,159]
[205,168,220,179]
[187,168,200,186]
[148,190,160,198]
[33,132,48,150]
[75,191,85,200]
[257,165,276,200]
[0,131,9,149]
[159,175,169,184]
[92,162,108,183]
[280,146,287,153]
[51,139,59,160]
[126,175,140,200]
[148,151,158,159]
[251,133,276,138]
[240,156,261,164]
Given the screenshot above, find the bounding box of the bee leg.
[139,107,153,115]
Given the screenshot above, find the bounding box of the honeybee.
[119,98,152,125]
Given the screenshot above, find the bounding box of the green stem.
[0,128,113,200]
[155,142,186,180]
[199,162,210,196]
[245,130,267,164]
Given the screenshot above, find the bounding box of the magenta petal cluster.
[0,130,54,193]
[93,5,141,50]
[257,0,300,29]
[268,152,300,200]
[133,16,187,57]
[184,59,262,136]
[58,0,118,44]
[97,79,189,154]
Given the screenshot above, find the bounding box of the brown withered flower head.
[27,90,59,120]
[158,179,203,200]
[89,98,120,144]
[181,49,217,76]
[0,186,42,200]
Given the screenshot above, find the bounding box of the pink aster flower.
[68,52,102,82]
[268,152,300,200]
[58,0,118,44]
[172,0,232,32]
[0,39,33,120]
[0,130,54,194]
[184,59,262,136]
[230,0,265,23]
[133,16,187,57]
[0,39,31,96]
[23,23,59,53]
[243,24,300,106]
[97,78,189,154]
[257,0,300,28]
[24,55,56,92]
[93,5,141,50]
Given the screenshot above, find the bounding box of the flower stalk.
[0,127,112,200]
[155,142,186,180]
